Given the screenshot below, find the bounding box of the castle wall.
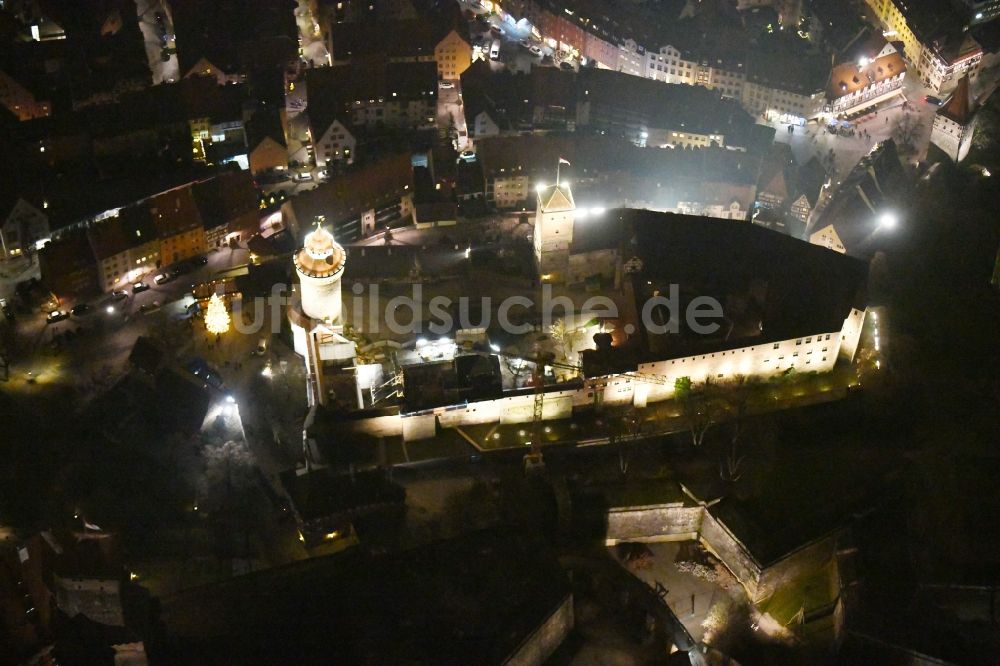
[638,329,843,403]
[399,314,861,441]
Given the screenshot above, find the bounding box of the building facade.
[825,42,906,117]
[864,0,982,94]
[87,206,160,292]
[313,118,357,168]
[0,199,49,261]
[0,69,51,120]
[534,182,576,282]
[151,187,207,265]
[249,136,289,176]
[435,29,472,80]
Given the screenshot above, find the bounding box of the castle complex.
[289,175,870,449]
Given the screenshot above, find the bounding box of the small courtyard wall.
[605,504,704,544]
[504,594,574,666]
[698,509,765,599]
[754,530,842,603]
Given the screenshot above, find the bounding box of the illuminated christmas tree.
[205,293,231,336]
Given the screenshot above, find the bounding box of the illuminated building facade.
[534,182,575,283]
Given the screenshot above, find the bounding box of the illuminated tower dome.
[293,223,346,323]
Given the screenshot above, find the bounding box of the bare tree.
[892,113,924,154]
[716,376,758,482]
[608,407,644,475]
[675,377,722,447]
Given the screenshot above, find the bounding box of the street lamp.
[878,211,897,230]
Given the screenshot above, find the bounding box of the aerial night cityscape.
[0,0,999,663]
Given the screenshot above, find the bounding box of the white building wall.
[492,175,530,208]
[315,120,356,167]
[930,114,975,162]
[0,199,49,259]
[645,46,697,85]
[838,308,866,361]
[299,271,343,323]
[474,111,500,138]
[638,331,843,403]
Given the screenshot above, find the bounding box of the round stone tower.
[293,221,346,324]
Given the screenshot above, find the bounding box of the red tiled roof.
[827,52,905,101]
[150,186,203,239]
[938,74,976,125]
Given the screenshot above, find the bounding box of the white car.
[530,46,542,56]
[293,172,313,182]
[439,81,455,89]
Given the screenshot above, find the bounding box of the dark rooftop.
[806,139,910,258]
[282,153,412,241]
[578,67,757,144]
[623,208,868,353]
[152,529,570,665]
[305,60,437,130]
[327,12,466,62]
[86,203,156,261]
[279,468,405,524]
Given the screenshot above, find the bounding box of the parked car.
[458,149,477,162]
[925,95,942,105]
[133,281,149,293]
[293,171,313,182]
[153,272,173,285]
[529,45,542,56]
[519,39,531,48]
[111,290,129,301]
[559,61,574,71]
[46,310,69,323]
[187,357,225,390]
[139,301,161,315]
[71,304,91,317]
[439,81,455,89]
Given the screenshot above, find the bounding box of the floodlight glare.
[878,212,897,229]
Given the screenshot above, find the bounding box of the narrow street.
[134,0,180,84]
